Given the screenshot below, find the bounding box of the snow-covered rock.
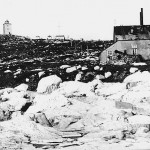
[94,66,100,70]
[76,65,81,69]
[59,81,96,97]
[66,66,77,73]
[135,127,149,137]
[81,66,88,71]
[95,74,105,80]
[37,75,62,94]
[38,71,45,78]
[100,67,103,70]
[128,115,150,124]
[104,72,111,78]
[124,71,150,83]
[95,83,126,96]
[6,97,27,111]
[13,69,22,76]
[132,62,147,66]
[14,84,28,91]
[129,67,138,74]
[4,70,12,73]
[26,78,29,82]
[34,112,51,127]
[0,116,61,142]
[60,65,70,69]
[75,72,83,81]
[0,95,28,111]
[1,90,26,100]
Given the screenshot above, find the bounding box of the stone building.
[100,8,150,64]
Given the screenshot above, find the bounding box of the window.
[107,50,113,56]
[131,44,137,55]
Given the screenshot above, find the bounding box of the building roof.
[114,25,150,35]
[4,20,11,25]
[114,25,150,41]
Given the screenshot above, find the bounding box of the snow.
[37,75,62,94]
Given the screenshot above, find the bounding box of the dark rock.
[35,113,52,127]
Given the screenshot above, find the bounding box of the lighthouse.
[3,20,12,35]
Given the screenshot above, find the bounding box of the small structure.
[3,20,12,35]
[55,35,65,41]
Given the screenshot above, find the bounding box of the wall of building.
[100,50,108,64]
[100,40,150,63]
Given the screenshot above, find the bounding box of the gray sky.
[0,0,150,40]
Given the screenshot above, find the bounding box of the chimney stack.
[140,8,143,26]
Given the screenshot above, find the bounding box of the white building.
[3,20,12,35]
[55,35,65,41]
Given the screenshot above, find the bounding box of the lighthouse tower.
[3,20,12,35]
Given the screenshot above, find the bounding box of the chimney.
[140,8,143,26]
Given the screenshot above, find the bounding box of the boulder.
[38,71,45,78]
[76,65,81,69]
[59,81,96,97]
[124,71,150,83]
[25,78,29,82]
[129,67,138,74]
[0,107,12,121]
[94,66,100,70]
[1,90,26,101]
[96,74,105,80]
[35,112,52,127]
[14,84,28,91]
[124,71,141,83]
[37,75,62,94]
[104,72,111,78]
[75,72,83,81]
[1,97,28,111]
[100,67,103,70]
[81,66,88,71]
[66,66,77,73]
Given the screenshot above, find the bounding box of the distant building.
[100,8,150,63]
[55,35,65,41]
[3,20,12,35]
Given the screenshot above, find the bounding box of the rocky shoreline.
[0,64,150,149]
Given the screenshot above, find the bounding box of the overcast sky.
[0,0,150,40]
